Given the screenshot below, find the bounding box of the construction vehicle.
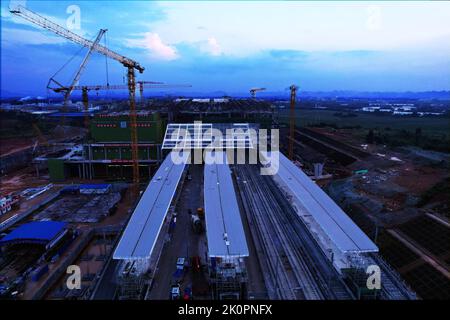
[10,4,144,196]
[191,214,203,234]
[288,84,298,160]
[0,194,21,215]
[249,87,266,99]
[196,207,205,219]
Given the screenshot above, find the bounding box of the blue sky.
[1,1,450,97]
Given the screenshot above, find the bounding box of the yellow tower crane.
[288,84,298,160]
[10,4,144,196]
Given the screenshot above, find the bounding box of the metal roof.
[274,152,378,253]
[113,151,189,260]
[0,221,67,246]
[162,123,254,150]
[204,151,249,258]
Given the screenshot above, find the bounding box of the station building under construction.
[108,123,415,300]
[35,111,165,181]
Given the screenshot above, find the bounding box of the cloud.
[126,32,178,61]
[206,37,221,56]
[150,1,450,56]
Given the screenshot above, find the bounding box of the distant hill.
[2,89,449,102]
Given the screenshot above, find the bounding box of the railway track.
[235,164,353,300]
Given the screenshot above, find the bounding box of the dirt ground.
[393,164,447,195]
[0,166,49,195]
[0,138,34,158]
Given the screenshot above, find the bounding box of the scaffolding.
[116,260,149,299]
[210,256,248,300]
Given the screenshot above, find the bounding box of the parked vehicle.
[183,286,192,300]
[191,256,201,273]
[173,257,186,279]
[0,194,20,215]
[170,284,180,300]
[191,214,203,234]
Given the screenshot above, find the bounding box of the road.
[147,164,209,299]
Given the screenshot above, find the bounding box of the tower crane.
[52,83,192,108]
[47,28,107,129]
[249,87,266,99]
[138,81,165,106]
[10,4,144,195]
[288,84,298,160]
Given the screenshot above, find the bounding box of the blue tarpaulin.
[79,184,111,189]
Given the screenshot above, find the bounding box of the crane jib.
[10,5,144,73]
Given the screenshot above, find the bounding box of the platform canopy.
[0,221,67,247]
[113,151,190,260]
[204,151,249,258]
[162,123,254,150]
[273,152,378,254]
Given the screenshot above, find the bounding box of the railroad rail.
[235,164,353,300]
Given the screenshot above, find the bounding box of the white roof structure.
[162,123,254,150]
[204,151,249,258]
[113,151,190,260]
[272,152,378,254]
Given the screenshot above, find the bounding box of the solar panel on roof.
[162,123,254,150]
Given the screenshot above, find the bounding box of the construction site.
[1,3,449,301]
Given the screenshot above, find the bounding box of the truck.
[196,207,204,219]
[191,214,203,234]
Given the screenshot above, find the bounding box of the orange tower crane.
[53,83,192,107]
[10,4,144,196]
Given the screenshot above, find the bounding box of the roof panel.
[274,152,378,253]
[0,221,66,245]
[162,123,253,150]
[204,151,249,257]
[113,151,189,260]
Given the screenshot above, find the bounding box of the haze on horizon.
[1,1,450,97]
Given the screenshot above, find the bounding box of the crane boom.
[53,83,191,92]
[250,87,266,99]
[10,4,145,197]
[10,5,144,73]
[64,29,107,98]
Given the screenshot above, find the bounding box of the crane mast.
[10,4,145,196]
[48,28,106,129]
[289,84,298,160]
